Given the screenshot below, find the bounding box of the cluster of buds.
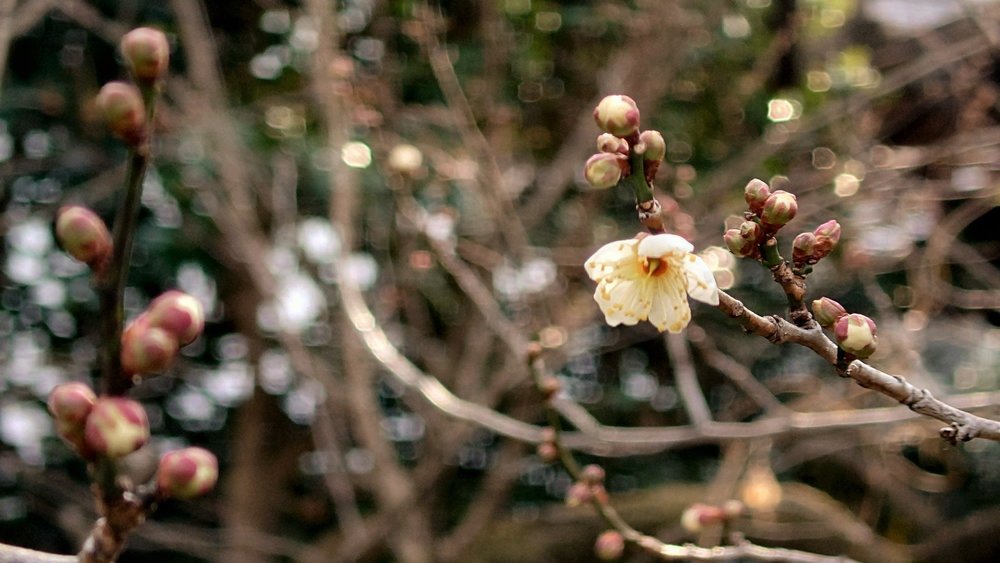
[96,27,170,147]
[47,382,218,498]
[594,530,625,560]
[724,178,799,258]
[791,219,842,271]
[680,500,745,533]
[583,95,666,189]
[122,291,205,377]
[811,298,878,358]
[565,463,610,507]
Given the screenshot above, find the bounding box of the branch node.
[940,422,977,445]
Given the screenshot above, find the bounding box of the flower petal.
[594,277,644,326]
[637,234,693,259]
[585,239,640,282]
[683,254,719,305]
[647,274,691,332]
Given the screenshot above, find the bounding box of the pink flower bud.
[596,133,628,154]
[593,95,640,137]
[834,313,878,359]
[96,82,146,146]
[760,190,797,229]
[121,27,170,82]
[811,297,847,328]
[594,530,625,560]
[565,481,593,507]
[581,464,606,486]
[84,397,149,458]
[584,152,624,189]
[156,447,219,499]
[680,503,725,533]
[536,442,558,463]
[724,221,760,257]
[48,382,97,455]
[791,231,817,267]
[55,206,112,269]
[146,290,205,345]
[638,130,666,162]
[812,219,842,261]
[121,316,180,376]
[743,178,771,215]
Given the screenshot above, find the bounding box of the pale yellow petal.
[647,273,691,332]
[594,277,644,326]
[683,254,720,305]
[584,239,640,282]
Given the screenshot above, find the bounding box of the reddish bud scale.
[121,27,170,82]
[791,232,817,267]
[146,290,205,345]
[55,206,112,269]
[593,95,640,137]
[812,219,842,261]
[595,530,625,560]
[760,190,797,230]
[157,447,219,499]
[96,82,146,146]
[84,397,150,458]
[121,316,180,376]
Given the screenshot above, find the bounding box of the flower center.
[641,257,670,277]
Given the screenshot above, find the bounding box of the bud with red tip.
[596,133,628,154]
[680,503,725,533]
[812,219,842,261]
[584,152,625,189]
[724,221,761,257]
[121,316,180,376]
[581,464,606,486]
[565,481,593,507]
[744,178,771,215]
[536,441,558,463]
[156,447,219,499]
[791,232,817,268]
[834,313,878,359]
[760,190,797,230]
[146,290,205,345]
[595,530,625,560]
[593,95,640,137]
[812,297,847,328]
[96,82,147,146]
[55,206,112,269]
[121,27,170,83]
[47,382,97,455]
[84,397,150,458]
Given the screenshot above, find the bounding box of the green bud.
[811,297,847,328]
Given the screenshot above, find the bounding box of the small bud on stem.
[595,530,625,560]
[834,313,878,359]
[584,152,625,189]
[96,82,147,146]
[55,206,112,270]
[84,397,150,459]
[156,447,219,499]
[593,95,640,137]
[121,27,170,83]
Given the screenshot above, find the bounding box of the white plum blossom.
[584,234,719,333]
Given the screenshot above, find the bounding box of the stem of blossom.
[95,86,159,396]
[758,237,811,326]
[759,238,782,269]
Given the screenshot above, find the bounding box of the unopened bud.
[584,152,624,189]
[157,447,219,499]
[84,397,149,458]
[565,481,593,507]
[834,313,878,358]
[744,179,771,215]
[55,206,112,269]
[581,464,606,486]
[96,82,146,145]
[812,297,847,328]
[121,27,170,82]
[791,232,817,267]
[596,133,628,154]
[593,95,640,137]
[594,530,625,560]
[812,220,842,261]
[387,143,423,174]
[121,316,180,376]
[638,130,666,162]
[536,442,558,463]
[760,190,797,229]
[680,503,725,533]
[48,382,97,455]
[146,290,205,345]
